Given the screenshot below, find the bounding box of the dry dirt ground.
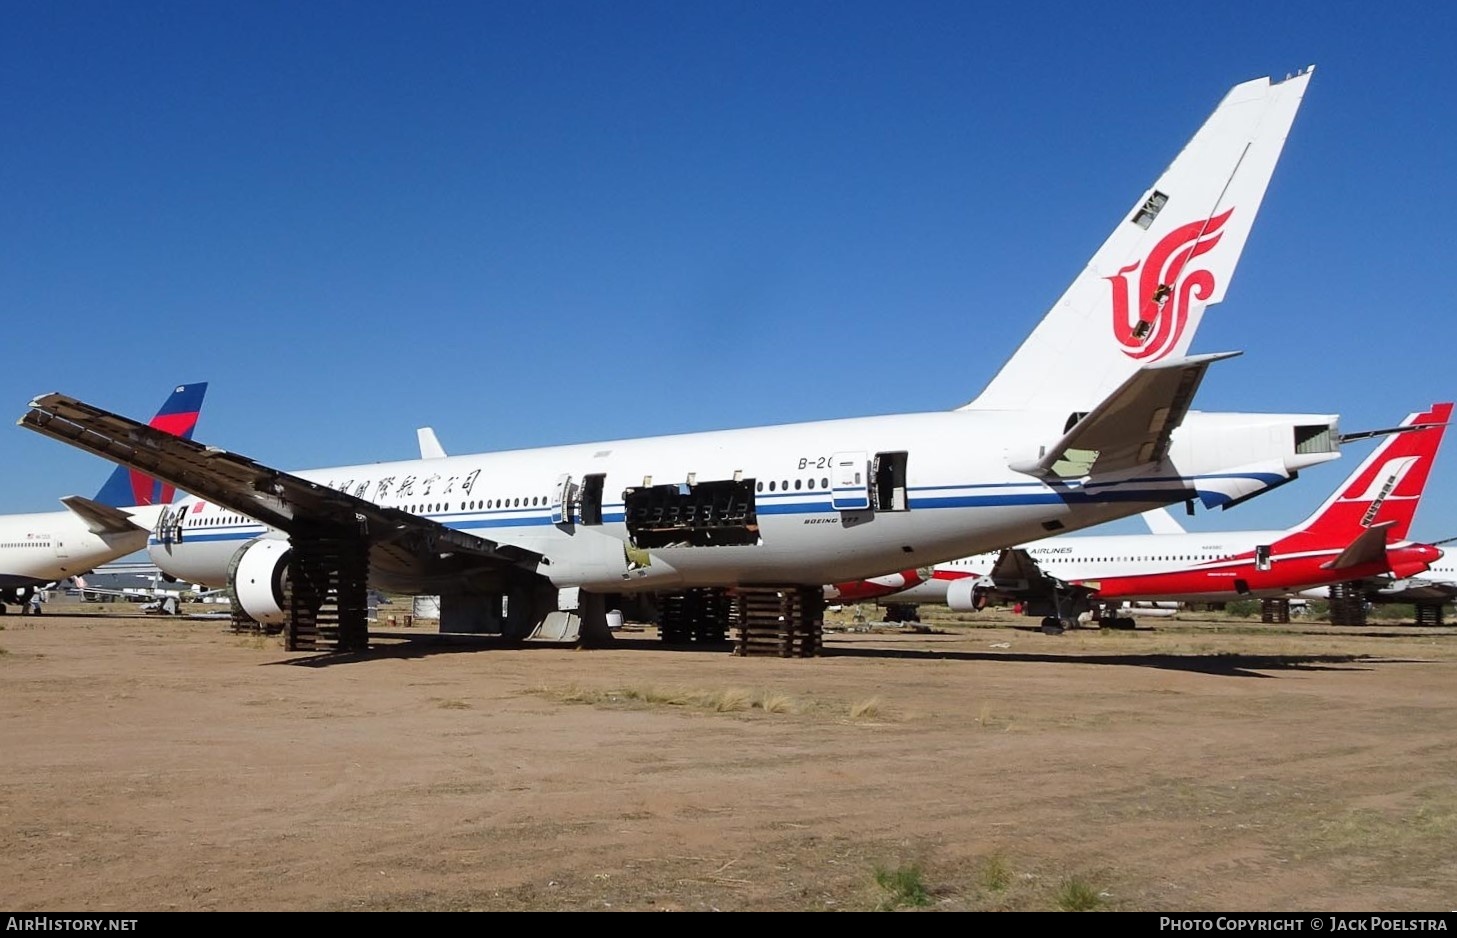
[2,606,1456,912]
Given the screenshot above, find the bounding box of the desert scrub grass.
[757,691,796,714]
[979,852,1012,892]
[435,698,472,710]
[530,683,799,716]
[849,696,882,719]
[712,687,752,712]
[1055,875,1103,911]
[619,685,694,706]
[873,862,931,910]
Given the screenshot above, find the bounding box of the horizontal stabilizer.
[1010,352,1237,478]
[1321,521,1395,571]
[59,495,146,535]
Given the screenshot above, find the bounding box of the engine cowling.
[945,576,991,612]
[228,538,291,626]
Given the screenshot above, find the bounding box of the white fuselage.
[150,408,1337,594]
[0,505,161,591]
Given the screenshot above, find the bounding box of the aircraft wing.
[1321,521,1396,571]
[21,392,538,570]
[1367,578,1457,603]
[59,495,146,535]
[1010,352,1238,479]
[974,548,1098,612]
[987,548,1047,587]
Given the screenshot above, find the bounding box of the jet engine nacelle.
[945,576,991,612]
[229,538,291,626]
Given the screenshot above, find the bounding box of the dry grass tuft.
[980,852,1012,892]
[849,696,882,720]
[713,688,752,712]
[757,691,796,714]
[1055,875,1104,911]
[872,862,931,909]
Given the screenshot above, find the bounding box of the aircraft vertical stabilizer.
[1292,402,1451,542]
[962,68,1313,414]
[92,383,208,507]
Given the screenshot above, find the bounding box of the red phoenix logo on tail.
[1107,208,1234,361]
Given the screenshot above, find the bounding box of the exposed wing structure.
[1366,578,1457,604]
[1010,352,1237,479]
[22,393,538,575]
[960,548,1098,628]
[59,495,145,536]
[987,548,1049,589]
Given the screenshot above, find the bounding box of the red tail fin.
[1294,402,1451,542]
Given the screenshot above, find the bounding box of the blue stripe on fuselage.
[151,472,1280,546]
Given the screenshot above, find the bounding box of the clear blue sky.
[3,2,1454,541]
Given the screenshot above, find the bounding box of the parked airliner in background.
[0,383,206,613]
[834,403,1450,630]
[1295,539,1457,619]
[21,70,1338,648]
[1298,563,1457,614]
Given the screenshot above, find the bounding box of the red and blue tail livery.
[92,383,208,507]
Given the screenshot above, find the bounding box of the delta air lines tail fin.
[1294,402,1451,542]
[962,68,1313,414]
[92,383,208,507]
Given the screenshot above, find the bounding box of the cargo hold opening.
[624,478,759,548]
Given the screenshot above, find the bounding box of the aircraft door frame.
[830,451,870,511]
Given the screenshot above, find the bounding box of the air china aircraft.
[832,403,1450,631]
[21,70,1342,650]
[0,383,207,613]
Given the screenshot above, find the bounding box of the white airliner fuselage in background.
[22,69,1335,643]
